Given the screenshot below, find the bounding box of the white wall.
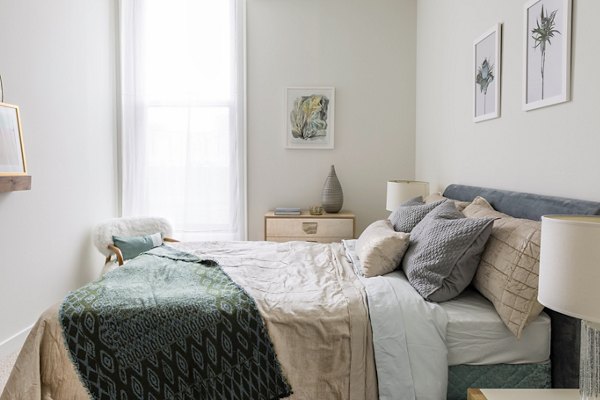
[247,0,417,239]
[0,0,117,351]
[415,0,600,201]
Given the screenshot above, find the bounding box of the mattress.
[440,288,551,366]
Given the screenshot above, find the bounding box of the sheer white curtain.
[119,0,246,241]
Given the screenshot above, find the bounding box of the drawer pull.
[302,222,318,234]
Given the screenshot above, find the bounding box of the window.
[119,0,246,240]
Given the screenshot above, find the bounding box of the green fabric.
[112,232,162,260]
[447,362,551,400]
[59,246,292,400]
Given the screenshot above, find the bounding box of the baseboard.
[0,325,33,359]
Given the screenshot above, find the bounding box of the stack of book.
[274,207,301,215]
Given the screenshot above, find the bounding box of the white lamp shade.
[386,180,429,211]
[539,215,600,323]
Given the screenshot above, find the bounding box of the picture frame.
[523,0,572,111]
[285,87,335,149]
[0,102,27,175]
[473,23,502,122]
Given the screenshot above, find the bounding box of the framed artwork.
[285,87,335,149]
[523,0,572,111]
[0,103,27,175]
[473,23,502,122]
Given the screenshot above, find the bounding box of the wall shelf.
[0,175,32,192]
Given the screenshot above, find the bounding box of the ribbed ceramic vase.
[321,165,343,213]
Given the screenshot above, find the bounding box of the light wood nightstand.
[467,388,579,400]
[264,211,355,243]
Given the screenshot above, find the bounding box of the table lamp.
[386,180,429,211]
[539,215,600,400]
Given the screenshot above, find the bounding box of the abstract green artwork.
[286,87,335,149]
[290,95,329,140]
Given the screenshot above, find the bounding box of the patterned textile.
[447,362,551,400]
[388,199,445,233]
[402,201,494,301]
[59,246,291,400]
[462,196,544,338]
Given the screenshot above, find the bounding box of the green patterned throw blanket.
[60,246,291,400]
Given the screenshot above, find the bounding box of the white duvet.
[344,240,449,400]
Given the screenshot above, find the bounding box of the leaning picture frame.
[0,102,27,175]
[285,87,335,149]
[523,0,572,111]
[473,23,502,122]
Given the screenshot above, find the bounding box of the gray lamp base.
[581,320,600,400]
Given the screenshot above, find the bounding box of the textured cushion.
[425,193,471,212]
[113,232,163,260]
[402,201,494,302]
[355,220,410,277]
[402,196,425,206]
[389,199,445,233]
[462,196,544,338]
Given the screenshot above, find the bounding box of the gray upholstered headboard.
[443,184,600,389]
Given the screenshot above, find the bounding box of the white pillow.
[355,220,410,277]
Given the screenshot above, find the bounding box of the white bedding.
[343,239,551,400]
[440,289,551,366]
[361,272,449,400]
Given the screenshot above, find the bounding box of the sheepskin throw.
[93,217,173,257]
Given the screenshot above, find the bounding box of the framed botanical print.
[474,24,502,122]
[285,87,335,149]
[523,0,572,111]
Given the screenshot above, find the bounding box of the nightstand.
[467,388,579,400]
[264,211,355,243]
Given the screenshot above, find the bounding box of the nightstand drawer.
[266,218,353,239]
[264,211,355,242]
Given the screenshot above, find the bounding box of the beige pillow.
[463,196,544,338]
[424,193,471,212]
[355,220,410,277]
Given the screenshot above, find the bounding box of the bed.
[442,184,600,392]
[2,184,598,400]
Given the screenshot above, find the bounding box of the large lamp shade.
[386,180,429,211]
[539,214,600,400]
[539,215,600,323]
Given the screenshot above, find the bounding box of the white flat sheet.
[440,289,551,366]
[343,239,449,400]
[360,270,449,400]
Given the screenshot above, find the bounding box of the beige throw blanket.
[1,241,377,400]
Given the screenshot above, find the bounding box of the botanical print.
[290,95,329,140]
[524,0,570,109]
[531,5,560,100]
[286,87,334,149]
[473,25,500,122]
[476,57,495,115]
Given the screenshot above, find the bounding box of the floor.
[0,351,19,394]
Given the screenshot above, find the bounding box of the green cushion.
[112,232,163,260]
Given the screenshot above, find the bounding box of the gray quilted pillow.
[402,201,494,302]
[389,199,445,233]
[401,196,425,206]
